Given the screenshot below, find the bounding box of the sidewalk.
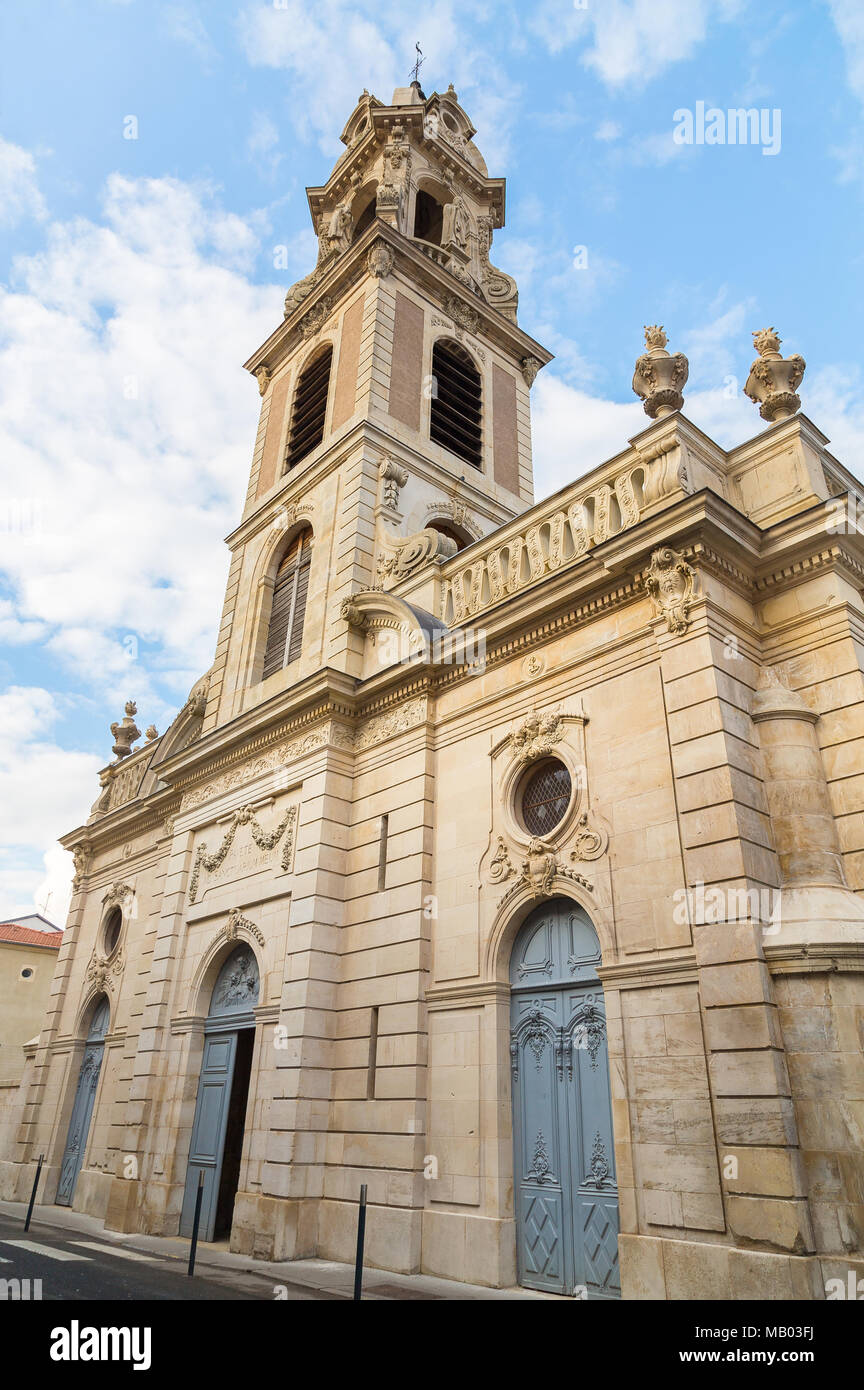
[0,1198,563,1301]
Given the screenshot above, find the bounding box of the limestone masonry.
[2,79,863,1301]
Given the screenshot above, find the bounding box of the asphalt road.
[0,1211,337,1301]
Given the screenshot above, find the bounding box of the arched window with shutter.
[430,339,482,469]
[262,528,313,678]
[285,345,333,470]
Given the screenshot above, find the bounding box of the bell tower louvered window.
[286,346,332,469]
[262,529,312,678]
[430,339,482,469]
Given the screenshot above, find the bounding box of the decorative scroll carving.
[340,597,370,630]
[508,710,564,763]
[488,835,516,883]
[188,803,297,902]
[572,999,606,1070]
[284,268,321,318]
[377,527,458,583]
[585,1131,610,1186]
[571,813,608,862]
[645,546,697,635]
[442,294,480,335]
[256,367,271,396]
[179,730,328,812]
[298,297,332,339]
[353,696,427,751]
[102,881,134,909]
[379,456,409,509]
[219,907,265,949]
[499,839,593,909]
[526,1131,555,1184]
[85,946,124,994]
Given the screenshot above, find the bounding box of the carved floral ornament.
[644,546,698,635]
[188,803,298,903]
[102,880,134,911]
[85,949,124,996]
[366,241,395,278]
[508,709,565,763]
[219,907,265,949]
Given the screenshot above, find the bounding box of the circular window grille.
[520,759,572,837]
[104,907,122,956]
[21,968,33,979]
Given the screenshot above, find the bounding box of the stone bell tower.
[200,79,551,734]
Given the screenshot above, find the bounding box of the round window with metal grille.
[519,759,572,837]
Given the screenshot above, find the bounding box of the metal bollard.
[187,1170,205,1276]
[23,1154,44,1233]
[353,1183,367,1301]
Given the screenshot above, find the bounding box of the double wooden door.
[510,901,620,1299]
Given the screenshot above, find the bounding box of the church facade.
[2,80,864,1301]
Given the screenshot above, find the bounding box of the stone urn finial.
[632,325,689,419]
[110,700,141,761]
[744,327,805,422]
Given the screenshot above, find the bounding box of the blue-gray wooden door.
[57,997,110,1206]
[510,900,620,1299]
[179,1030,238,1241]
[180,944,260,1241]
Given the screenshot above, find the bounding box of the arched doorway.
[510,899,619,1298]
[179,945,259,1242]
[56,995,110,1206]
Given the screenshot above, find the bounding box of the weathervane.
[410,42,424,84]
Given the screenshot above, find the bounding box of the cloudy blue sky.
[1,0,862,922]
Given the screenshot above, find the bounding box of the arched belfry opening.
[262,525,313,679]
[180,944,260,1243]
[509,899,620,1299]
[413,188,446,246]
[430,338,482,468]
[56,995,110,1206]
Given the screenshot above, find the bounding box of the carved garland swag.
[188,803,297,903]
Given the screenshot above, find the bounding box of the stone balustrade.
[440,462,649,625]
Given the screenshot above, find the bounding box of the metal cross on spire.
[410,42,425,84]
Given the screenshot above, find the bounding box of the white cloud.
[595,121,623,142]
[826,1,864,181]
[247,112,284,182]
[529,0,742,88]
[0,136,47,229]
[160,2,217,65]
[680,299,753,388]
[237,1,521,165]
[827,0,864,104]
[0,170,278,728]
[0,688,101,922]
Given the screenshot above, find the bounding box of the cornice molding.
[242,221,551,382]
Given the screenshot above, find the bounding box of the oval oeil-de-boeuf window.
[520,759,572,837]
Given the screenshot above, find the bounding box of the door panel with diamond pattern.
[510,900,619,1298]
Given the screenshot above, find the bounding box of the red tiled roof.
[0,924,63,950]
